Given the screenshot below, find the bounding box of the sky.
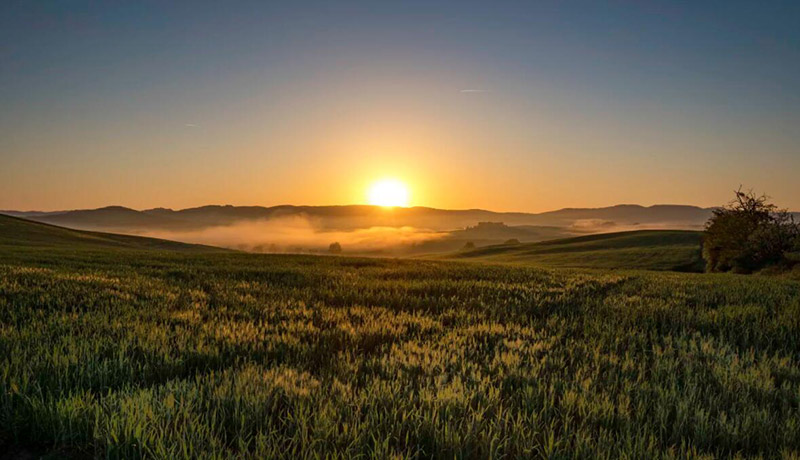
[1,0,799,212]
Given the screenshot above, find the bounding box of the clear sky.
[1,1,798,212]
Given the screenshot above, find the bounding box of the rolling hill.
[450,230,705,272]
[2,215,799,458]
[3,203,721,233]
[0,214,228,252]
[8,205,190,231]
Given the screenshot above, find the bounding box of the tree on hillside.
[328,242,342,254]
[703,188,799,273]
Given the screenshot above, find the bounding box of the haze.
[1,1,799,212]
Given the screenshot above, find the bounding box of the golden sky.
[1,2,798,212]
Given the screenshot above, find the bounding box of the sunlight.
[367,179,410,207]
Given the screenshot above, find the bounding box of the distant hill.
[389,222,574,256]
[19,205,190,231]
[534,204,715,227]
[449,230,705,272]
[0,214,228,252]
[2,203,725,233]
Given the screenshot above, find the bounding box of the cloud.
[184,123,199,128]
[459,89,490,93]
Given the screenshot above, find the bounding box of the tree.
[328,242,342,254]
[703,188,799,273]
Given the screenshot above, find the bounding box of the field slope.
[451,229,704,271]
[1,221,799,458]
[0,214,228,253]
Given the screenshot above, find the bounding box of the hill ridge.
[2,203,724,232]
[450,229,705,272]
[0,214,229,252]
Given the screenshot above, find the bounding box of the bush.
[328,242,342,254]
[703,188,799,273]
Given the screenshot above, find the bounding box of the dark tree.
[328,242,342,254]
[703,188,799,273]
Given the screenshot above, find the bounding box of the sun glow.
[367,179,410,207]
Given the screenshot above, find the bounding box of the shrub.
[703,188,799,273]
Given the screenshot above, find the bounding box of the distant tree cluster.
[703,188,800,273]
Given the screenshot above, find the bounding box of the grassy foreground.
[2,219,800,458]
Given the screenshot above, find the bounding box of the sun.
[367,179,410,207]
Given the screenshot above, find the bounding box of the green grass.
[0,214,228,253]
[450,230,705,272]
[2,218,800,458]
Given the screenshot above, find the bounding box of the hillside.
[451,230,705,271]
[533,204,714,226]
[1,228,799,457]
[0,214,228,252]
[16,205,190,232]
[4,203,722,233]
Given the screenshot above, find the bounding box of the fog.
[121,216,706,254]
[568,219,704,233]
[132,216,448,254]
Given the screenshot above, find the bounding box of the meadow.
[2,216,800,458]
[452,230,705,272]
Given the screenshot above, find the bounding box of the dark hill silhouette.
[534,204,715,226]
[0,214,228,252]
[2,204,734,233]
[10,206,186,231]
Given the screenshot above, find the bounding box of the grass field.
[450,230,705,272]
[2,216,800,458]
[0,214,228,253]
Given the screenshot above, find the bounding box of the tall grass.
[1,247,799,458]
